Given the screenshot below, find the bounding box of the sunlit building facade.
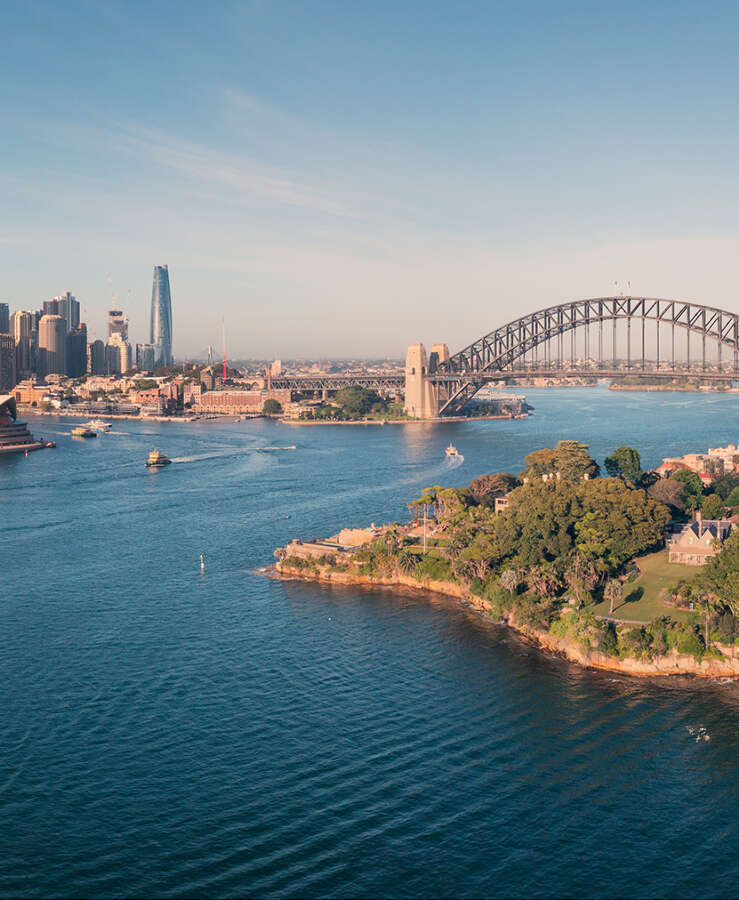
[150,265,173,367]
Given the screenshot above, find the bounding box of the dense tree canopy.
[604,446,643,484]
[671,469,704,512]
[700,493,727,520]
[697,531,739,613]
[648,477,688,514]
[520,440,600,482]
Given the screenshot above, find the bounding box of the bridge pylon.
[404,343,448,418]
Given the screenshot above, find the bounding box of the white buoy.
[200,554,205,573]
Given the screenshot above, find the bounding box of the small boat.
[71,426,97,438]
[84,419,112,432]
[146,449,172,467]
[445,442,460,458]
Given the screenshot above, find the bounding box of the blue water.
[1,386,738,898]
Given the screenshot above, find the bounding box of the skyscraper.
[56,292,80,332]
[0,303,9,334]
[88,339,105,375]
[38,314,67,377]
[66,324,88,377]
[11,311,33,376]
[150,265,173,367]
[108,307,127,340]
[0,333,15,391]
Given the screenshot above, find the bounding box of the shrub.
[598,622,619,656]
[676,628,705,661]
[414,555,454,583]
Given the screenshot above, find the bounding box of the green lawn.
[592,551,698,623]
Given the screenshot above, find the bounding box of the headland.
[267,439,739,680]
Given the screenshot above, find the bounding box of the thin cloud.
[115,124,348,216]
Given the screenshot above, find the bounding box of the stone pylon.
[404,343,440,418]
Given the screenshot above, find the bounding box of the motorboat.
[445,443,460,458]
[84,419,112,432]
[146,449,172,467]
[71,426,97,438]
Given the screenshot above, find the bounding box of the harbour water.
[1,386,738,898]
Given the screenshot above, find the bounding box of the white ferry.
[84,419,112,432]
[445,443,460,458]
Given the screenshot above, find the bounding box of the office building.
[56,292,80,332]
[88,339,105,375]
[65,324,88,377]
[150,265,173,366]
[11,311,33,376]
[136,343,156,373]
[0,303,9,334]
[106,333,132,375]
[42,299,59,317]
[38,314,67,377]
[0,333,16,391]
[108,308,128,340]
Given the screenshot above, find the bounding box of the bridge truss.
[431,297,739,415]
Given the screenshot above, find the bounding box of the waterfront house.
[667,512,736,565]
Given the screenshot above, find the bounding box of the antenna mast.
[221,316,227,380]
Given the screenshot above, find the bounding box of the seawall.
[270,562,739,680]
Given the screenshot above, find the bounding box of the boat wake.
[170,445,297,464]
[446,454,464,468]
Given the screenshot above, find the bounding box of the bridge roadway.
[272,367,735,393]
[270,374,404,391]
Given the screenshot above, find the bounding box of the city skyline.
[4,2,739,357]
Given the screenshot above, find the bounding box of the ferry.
[445,442,460,458]
[71,425,97,438]
[146,449,172,468]
[84,419,112,432]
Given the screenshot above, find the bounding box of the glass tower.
[150,265,173,366]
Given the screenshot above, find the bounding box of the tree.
[671,469,704,512]
[263,398,282,415]
[604,579,623,615]
[648,478,687,514]
[725,486,739,508]
[697,531,739,612]
[604,446,643,484]
[499,567,523,595]
[700,493,726,520]
[520,440,600,482]
[334,386,382,418]
[466,472,519,507]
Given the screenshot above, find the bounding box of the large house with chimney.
[667,512,737,565]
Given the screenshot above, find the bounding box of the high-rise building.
[56,292,80,332]
[65,324,88,377]
[38,314,67,377]
[108,308,127,340]
[0,333,16,391]
[11,311,33,376]
[0,303,9,334]
[88,339,105,375]
[150,265,173,367]
[106,332,132,375]
[105,342,121,376]
[42,299,59,317]
[136,343,156,373]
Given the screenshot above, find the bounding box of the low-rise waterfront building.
[667,512,736,565]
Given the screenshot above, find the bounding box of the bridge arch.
[430,297,739,416]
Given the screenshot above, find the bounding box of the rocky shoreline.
[267,561,739,680]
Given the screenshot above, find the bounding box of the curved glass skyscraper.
[150,265,173,366]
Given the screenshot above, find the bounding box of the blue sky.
[3,0,739,357]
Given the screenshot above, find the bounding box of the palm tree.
[604,579,623,615]
[499,568,522,595]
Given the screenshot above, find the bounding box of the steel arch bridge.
[430,297,739,416]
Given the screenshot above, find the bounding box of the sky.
[3,0,739,358]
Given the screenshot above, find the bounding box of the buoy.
[200,554,205,572]
[25,450,28,457]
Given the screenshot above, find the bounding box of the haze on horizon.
[3,0,739,359]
